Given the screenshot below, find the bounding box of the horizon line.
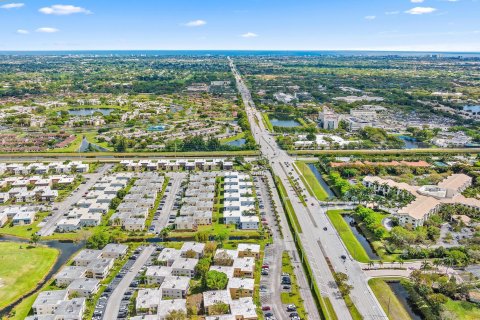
[0,49,479,54]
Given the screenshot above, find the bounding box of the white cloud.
[39,4,91,15]
[16,29,29,34]
[411,0,425,3]
[184,20,207,27]
[36,27,59,33]
[385,11,400,15]
[405,7,437,14]
[241,32,259,38]
[364,15,376,20]
[0,3,24,9]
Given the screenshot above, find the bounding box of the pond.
[463,105,480,114]
[342,215,380,260]
[0,235,84,316]
[307,163,336,198]
[388,281,423,320]
[62,108,116,116]
[226,138,246,147]
[398,136,428,149]
[78,137,110,152]
[270,117,301,128]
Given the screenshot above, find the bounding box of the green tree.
[30,233,41,246]
[206,270,228,290]
[165,310,187,320]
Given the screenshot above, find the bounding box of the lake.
[226,138,246,147]
[343,215,380,260]
[463,105,480,114]
[270,118,301,128]
[398,136,427,149]
[62,108,116,116]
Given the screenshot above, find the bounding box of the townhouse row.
[120,159,233,172]
[0,161,89,176]
[223,172,259,230]
[109,172,165,231]
[55,173,132,232]
[175,172,217,231]
[29,244,128,320]
[0,175,75,204]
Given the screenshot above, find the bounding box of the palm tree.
[368,260,374,269]
[379,260,384,269]
[420,260,431,274]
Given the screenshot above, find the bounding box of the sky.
[0,0,479,52]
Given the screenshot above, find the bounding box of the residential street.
[103,245,156,320]
[38,163,113,236]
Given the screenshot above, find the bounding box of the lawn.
[0,242,59,310]
[49,133,83,153]
[0,211,49,239]
[261,113,274,132]
[294,161,329,201]
[326,210,370,263]
[444,299,480,320]
[368,278,412,320]
[83,131,112,151]
[220,132,246,144]
[280,252,307,319]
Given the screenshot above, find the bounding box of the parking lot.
[150,172,186,234]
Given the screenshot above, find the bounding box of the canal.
[343,215,380,260]
[307,163,336,198]
[388,281,423,320]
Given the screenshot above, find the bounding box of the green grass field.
[326,210,370,263]
[50,134,83,153]
[294,161,329,200]
[368,278,412,320]
[0,242,59,310]
[444,299,480,320]
[220,132,246,144]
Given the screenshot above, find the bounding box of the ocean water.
[0,50,479,57]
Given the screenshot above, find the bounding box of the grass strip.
[326,210,370,263]
[294,161,329,200]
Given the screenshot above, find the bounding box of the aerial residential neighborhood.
[1,1,480,320]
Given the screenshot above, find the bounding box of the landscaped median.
[272,173,336,320]
[0,242,59,311]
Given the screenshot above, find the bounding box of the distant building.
[318,107,339,130]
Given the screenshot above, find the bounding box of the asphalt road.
[151,172,186,234]
[38,163,113,236]
[257,173,320,320]
[103,245,156,320]
[230,58,387,320]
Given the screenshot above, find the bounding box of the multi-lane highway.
[230,57,387,320]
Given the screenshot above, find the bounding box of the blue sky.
[0,0,479,51]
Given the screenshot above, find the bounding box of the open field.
[326,210,370,263]
[294,161,329,200]
[0,242,58,310]
[368,278,412,320]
